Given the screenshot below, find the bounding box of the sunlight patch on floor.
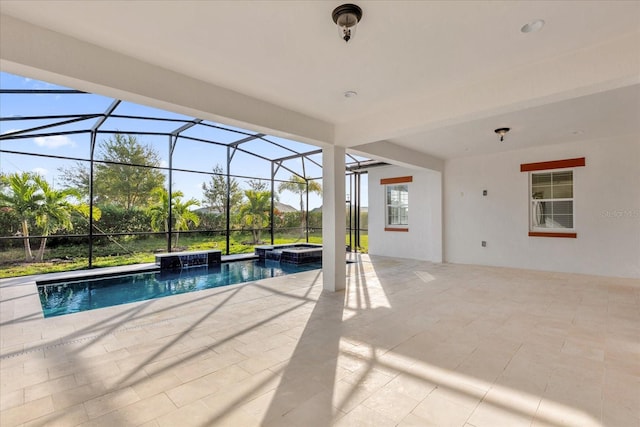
[414,271,435,283]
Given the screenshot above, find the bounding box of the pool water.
[38,259,321,318]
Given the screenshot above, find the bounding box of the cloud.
[34,135,76,149]
[160,160,169,168]
[23,77,57,90]
[31,167,48,176]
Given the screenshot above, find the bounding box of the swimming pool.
[37,259,321,318]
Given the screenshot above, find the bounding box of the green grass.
[0,231,368,278]
[0,254,154,278]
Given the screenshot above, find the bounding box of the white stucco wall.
[368,166,442,262]
[444,135,640,278]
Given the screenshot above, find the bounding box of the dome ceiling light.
[332,4,363,43]
[494,127,511,142]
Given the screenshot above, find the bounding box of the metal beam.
[0,115,100,139]
[0,129,88,141]
[91,99,121,132]
[168,135,173,252]
[0,89,86,94]
[171,119,202,136]
[273,160,282,176]
[305,179,309,242]
[228,133,265,147]
[271,148,322,163]
[270,161,275,245]
[170,119,202,156]
[346,159,389,171]
[226,146,232,255]
[0,113,100,122]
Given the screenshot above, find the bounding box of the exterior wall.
[368,166,442,262]
[444,135,640,278]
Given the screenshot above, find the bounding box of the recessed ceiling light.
[521,19,545,33]
[344,90,358,98]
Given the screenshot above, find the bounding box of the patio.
[1,256,638,426]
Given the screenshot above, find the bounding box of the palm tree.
[171,196,200,248]
[147,188,200,248]
[277,175,322,238]
[32,175,81,262]
[0,172,43,261]
[239,189,271,244]
[72,203,102,229]
[147,187,172,235]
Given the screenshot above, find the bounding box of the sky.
[0,71,369,210]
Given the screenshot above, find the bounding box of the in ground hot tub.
[254,243,322,264]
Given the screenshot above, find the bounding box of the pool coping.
[0,253,261,324]
[0,254,260,286]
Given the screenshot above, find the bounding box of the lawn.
[0,232,368,278]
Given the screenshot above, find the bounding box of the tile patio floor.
[1,255,638,426]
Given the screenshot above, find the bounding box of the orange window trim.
[380,176,413,185]
[520,157,585,172]
[385,227,409,232]
[528,232,577,238]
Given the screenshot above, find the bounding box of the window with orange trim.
[523,158,583,238]
[530,170,574,233]
[386,184,409,229]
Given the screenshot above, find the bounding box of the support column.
[322,146,346,292]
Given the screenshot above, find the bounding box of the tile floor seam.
[463,387,490,426]
[0,319,173,360]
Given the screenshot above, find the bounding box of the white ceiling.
[393,84,640,159]
[0,0,639,162]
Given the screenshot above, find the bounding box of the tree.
[247,179,269,192]
[239,189,271,244]
[58,161,90,199]
[201,164,243,217]
[277,175,322,237]
[0,172,43,261]
[32,176,81,261]
[0,172,101,262]
[71,202,103,235]
[171,195,201,248]
[147,187,172,234]
[147,187,200,248]
[59,134,165,210]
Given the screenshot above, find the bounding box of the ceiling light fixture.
[494,127,510,142]
[521,19,545,33]
[344,90,358,98]
[332,4,363,43]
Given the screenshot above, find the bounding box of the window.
[521,157,584,238]
[530,170,574,231]
[380,176,411,232]
[386,184,409,228]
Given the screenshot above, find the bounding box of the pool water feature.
[37,259,321,318]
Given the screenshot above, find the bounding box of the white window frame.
[529,168,575,233]
[385,183,409,229]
